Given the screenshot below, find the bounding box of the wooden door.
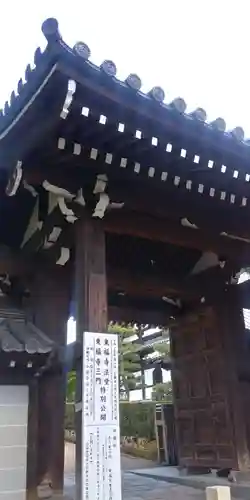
[171,307,237,469]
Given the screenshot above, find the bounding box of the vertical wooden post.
[26,266,70,495]
[74,214,108,500]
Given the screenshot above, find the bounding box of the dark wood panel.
[171,307,237,469]
[104,212,250,263]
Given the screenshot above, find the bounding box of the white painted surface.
[0,386,28,500]
[82,332,121,500]
[0,492,26,500]
[206,486,231,500]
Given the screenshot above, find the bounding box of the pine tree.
[152,381,172,402]
[108,323,143,400]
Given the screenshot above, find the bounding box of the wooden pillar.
[74,214,108,500]
[26,265,70,495]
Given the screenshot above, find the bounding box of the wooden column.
[26,265,70,495]
[74,214,108,500]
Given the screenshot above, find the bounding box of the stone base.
[230,470,250,483]
[179,466,212,476]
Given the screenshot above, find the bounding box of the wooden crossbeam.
[109,305,171,326]
[25,162,250,242]
[108,267,200,300]
[22,202,249,268]
[104,211,250,263]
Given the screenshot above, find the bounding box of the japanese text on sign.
[82,332,121,500]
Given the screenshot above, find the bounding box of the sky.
[1,1,250,134]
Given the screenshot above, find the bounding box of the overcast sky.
[0,1,250,133]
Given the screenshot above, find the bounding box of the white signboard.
[82,332,121,500]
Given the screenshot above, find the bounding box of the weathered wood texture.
[215,288,250,471]
[171,297,250,471]
[104,212,250,263]
[26,266,71,495]
[74,215,108,500]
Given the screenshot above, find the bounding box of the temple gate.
[0,16,249,498]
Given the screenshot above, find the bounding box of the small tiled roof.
[0,307,54,354]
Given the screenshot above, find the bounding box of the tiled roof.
[0,307,54,354]
[0,17,250,150]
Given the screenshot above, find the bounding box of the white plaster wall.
[0,385,28,500]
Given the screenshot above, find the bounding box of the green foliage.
[120,402,155,440]
[108,323,143,399]
[151,381,173,402]
[66,371,76,403]
[65,402,75,430]
[108,323,135,337]
[153,340,170,357]
[65,401,156,442]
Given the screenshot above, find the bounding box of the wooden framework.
[0,16,250,498]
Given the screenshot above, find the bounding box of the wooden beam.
[24,163,250,242]
[108,263,235,303]
[108,305,171,326]
[109,267,184,299]
[104,211,250,263]
[108,267,202,301]
[74,215,108,500]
